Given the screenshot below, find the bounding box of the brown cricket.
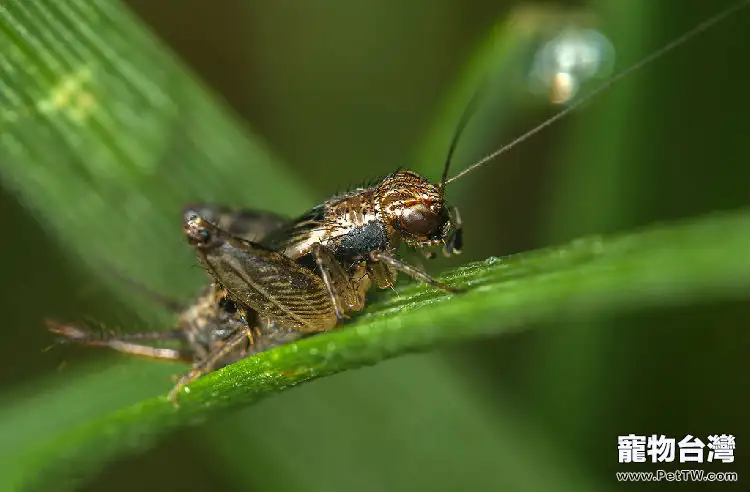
[48,1,747,403]
[50,162,465,403]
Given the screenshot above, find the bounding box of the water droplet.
[529,27,615,104]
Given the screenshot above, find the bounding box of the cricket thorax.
[323,188,389,259]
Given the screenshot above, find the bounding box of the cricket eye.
[400,205,439,236]
[184,212,213,246]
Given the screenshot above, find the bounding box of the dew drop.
[528,27,615,104]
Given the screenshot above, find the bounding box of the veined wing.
[260,204,328,259]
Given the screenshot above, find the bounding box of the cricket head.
[377,170,462,255]
[183,210,224,250]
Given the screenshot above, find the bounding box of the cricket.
[47,1,748,404]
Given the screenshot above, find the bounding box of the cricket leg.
[252,332,305,353]
[46,320,193,362]
[367,261,396,289]
[370,251,462,294]
[310,242,365,322]
[168,326,253,405]
[249,319,307,354]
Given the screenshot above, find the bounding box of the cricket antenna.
[440,79,485,188]
[445,0,749,185]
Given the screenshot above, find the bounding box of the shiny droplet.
[529,27,615,104]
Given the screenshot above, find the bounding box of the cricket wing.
[260,204,327,259]
[188,216,338,333]
[183,204,289,243]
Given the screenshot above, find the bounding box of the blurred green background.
[0,0,748,491]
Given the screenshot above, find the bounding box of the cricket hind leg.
[370,251,461,294]
[168,317,310,404]
[168,325,254,404]
[46,320,194,362]
[249,318,307,354]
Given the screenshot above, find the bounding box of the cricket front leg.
[47,320,193,362]
[370,251,462,294]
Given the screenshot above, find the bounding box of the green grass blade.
[0,0,313,301]
[202,356,611,492]
[1,208,748,491]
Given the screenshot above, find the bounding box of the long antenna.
[440,78,486,188]
[445,0,749,185]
